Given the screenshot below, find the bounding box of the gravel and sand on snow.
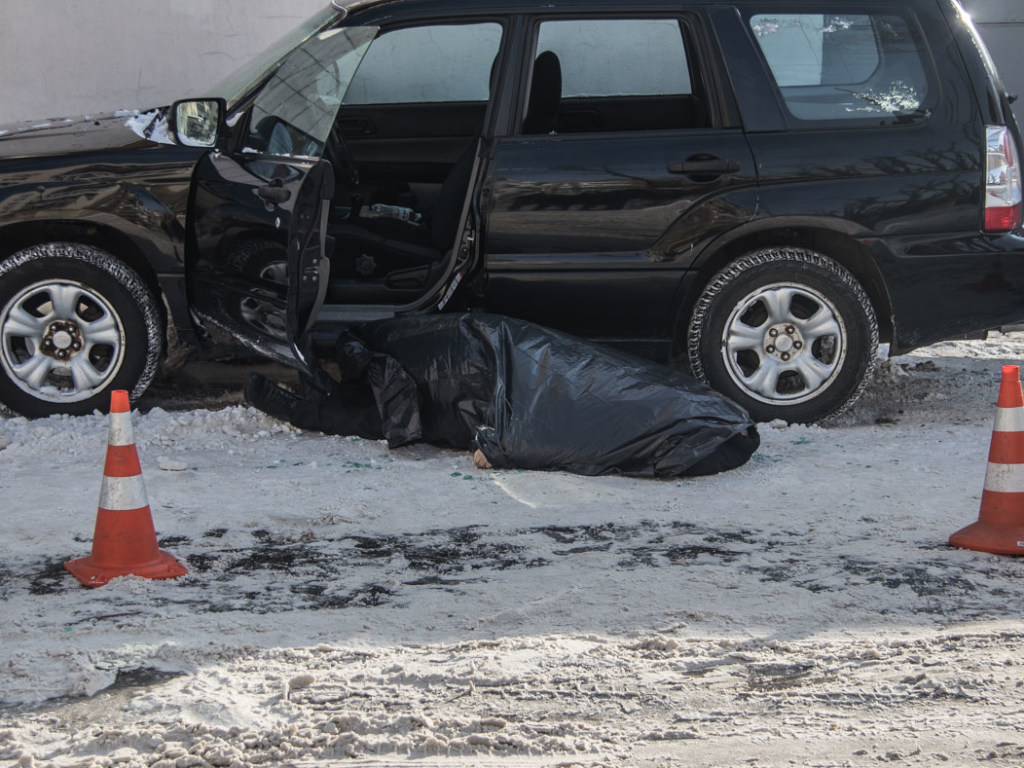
[3,335,1024,767]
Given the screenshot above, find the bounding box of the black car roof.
[333,0,948,26]
[336,0,938,14]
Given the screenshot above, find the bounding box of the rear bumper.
[869,231,1024,352]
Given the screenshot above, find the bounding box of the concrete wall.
[962,0,1024,125]
[0,1,1022,125]
[0,0,325,124]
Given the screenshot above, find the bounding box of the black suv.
[1,0,1021,423]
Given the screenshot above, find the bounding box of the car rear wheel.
[0,243,162,417]
[688,247,878,424]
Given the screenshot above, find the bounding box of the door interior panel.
[337,102,487,140]
[330,102,485,202]
[556,95,709,134]
[338,102,486,171]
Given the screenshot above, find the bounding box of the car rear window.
[748,12,935,124]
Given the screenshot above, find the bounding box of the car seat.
[522,51,562,134]
[324,51,562,299]
[326,141,477,295]
[324,56,509,297]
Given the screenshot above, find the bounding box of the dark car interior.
[320,63,709,301]
[241,17,712,309]
[321,98,496,303]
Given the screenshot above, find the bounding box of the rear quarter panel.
[716,0,1024,349]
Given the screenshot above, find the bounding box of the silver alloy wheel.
[0,278,126,403]
[720,281,847,406]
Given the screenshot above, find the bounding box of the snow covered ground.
[3,335,1024,767]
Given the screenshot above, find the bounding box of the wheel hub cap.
[764,324,803,362]
[42,321,84,360]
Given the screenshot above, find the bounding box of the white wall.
[0,0,326,124]
[1,1,1022,127]
[962,0,1024,126]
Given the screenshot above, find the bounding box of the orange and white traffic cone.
[950,365,1024,555]
[65,390,188,586]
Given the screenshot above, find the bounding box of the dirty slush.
[3,335,1024,766]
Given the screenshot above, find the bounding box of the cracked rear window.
[749,12,935,124]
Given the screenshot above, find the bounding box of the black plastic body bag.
[303,313,758,478]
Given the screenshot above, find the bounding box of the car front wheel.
[0,243,162,417]
[688,247,878,424]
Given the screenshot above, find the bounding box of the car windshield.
[209,5,345,107]
[246,25,378,156]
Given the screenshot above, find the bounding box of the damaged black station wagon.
[0,0,1022,423]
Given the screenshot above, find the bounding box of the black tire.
[688,247,878,424]
[0,243,162,417]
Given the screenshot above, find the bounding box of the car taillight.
[985,125,1023,232]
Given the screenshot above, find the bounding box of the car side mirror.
[170,98,225,148]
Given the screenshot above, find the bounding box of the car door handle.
[256,183,292,204]
[339,117,376,136]
[668,158,741,176]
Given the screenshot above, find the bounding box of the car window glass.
[538,20,692,98]
[749,13,933,123]
[212,6,346,107]
[343,23,503,105]
[525,18,705,134]
[247,26,377,157]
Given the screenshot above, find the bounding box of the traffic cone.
[65,390,188,586]
[950,365,1024,555]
